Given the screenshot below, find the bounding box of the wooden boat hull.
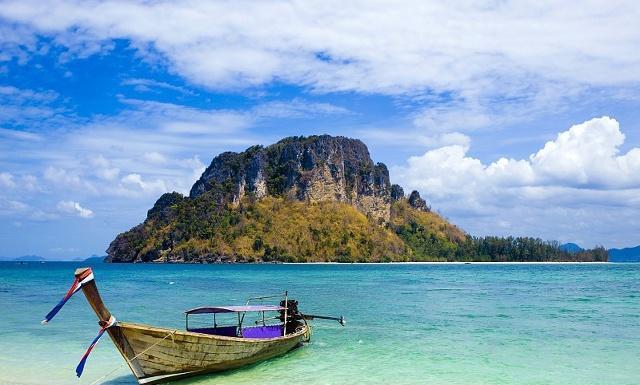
[114,322,311,384]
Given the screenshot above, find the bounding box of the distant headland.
[106,135,607,263]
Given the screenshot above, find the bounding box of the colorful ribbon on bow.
[41,268,94,324]
[76,315,117,378]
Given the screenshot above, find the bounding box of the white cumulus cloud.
[90,154,120,181]
[396,116,640,193]
[44,166,96,192]
[143,151,167,164]
[530,117,640,188]
[0,172,16,188]
[392,116,640,247]
[120,173,168,195]
[56,200,93,218]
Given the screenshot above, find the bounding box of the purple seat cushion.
[242,325,283,339]
[188,326,238,337]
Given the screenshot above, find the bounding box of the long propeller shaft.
[302,314,346,326]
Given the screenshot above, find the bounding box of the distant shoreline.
[281,261,614,265]
[2,260,623,264]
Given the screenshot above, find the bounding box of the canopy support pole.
[283,291,288,336]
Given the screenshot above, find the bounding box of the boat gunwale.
[117,320,309,343]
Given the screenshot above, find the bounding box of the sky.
[1,1,639,259]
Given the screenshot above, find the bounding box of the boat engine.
[279,299,304,333]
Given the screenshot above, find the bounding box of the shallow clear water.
[0,262,638,385]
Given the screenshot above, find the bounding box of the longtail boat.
[42,267,345,384]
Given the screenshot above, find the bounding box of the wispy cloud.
[0,86,63,129]
[358,128,470,149]
[253,98,352,119]
[2,1,639,129]
[121,78,196,95]
[0,198,27,214]
[0,127,43,141]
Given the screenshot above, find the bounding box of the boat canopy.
[185,305,285,315]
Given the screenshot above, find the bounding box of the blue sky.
[1,1,640,259]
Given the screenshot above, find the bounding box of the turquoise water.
[0,262,638,385]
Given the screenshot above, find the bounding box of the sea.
[0,262,638,385]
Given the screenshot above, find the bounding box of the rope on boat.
[85,329,178,385]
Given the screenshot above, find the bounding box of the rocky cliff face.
[189,135,392,223]
[408,190,430,212]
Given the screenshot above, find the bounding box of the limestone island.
[106,135,607,263]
